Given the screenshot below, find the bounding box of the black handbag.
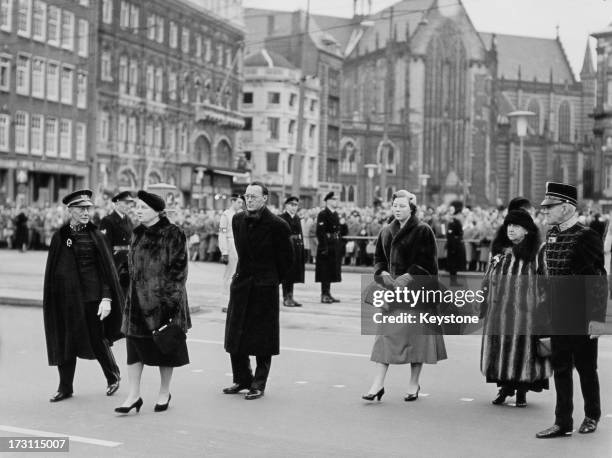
[152,320,186,354]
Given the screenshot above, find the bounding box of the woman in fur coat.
[115,191,191,415]
[480,210,551,407]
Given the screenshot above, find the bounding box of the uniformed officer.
[219,194,244,313]
[100,191,135,296]
[279,196,305,307]
[43,189,123,402]
[315,192,342,303]
[445,200,466,286]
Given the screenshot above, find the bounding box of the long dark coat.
[100,210,134,289]
[224,207,292,356]
[370,214,447,364]
[122,216,191,337]
[445,217,466,273]
[480,248,551,391]
[43,223,124,366]
[315,207,342,283]
[13,212,28,247]
[279,212,305,284]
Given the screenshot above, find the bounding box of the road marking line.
[332,385,346,388]
[188,339,369,358]
[459,398,474,402]
[420,393,430,397]
[0,425,121,448]
[295,381,308,384]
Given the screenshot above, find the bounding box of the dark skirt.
[126,336,189,367]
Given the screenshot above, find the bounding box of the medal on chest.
[66,238,73,248]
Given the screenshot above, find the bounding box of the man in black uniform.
[43,190,124,402]
[315,192,342,303]
[536,182,608,438]
[445,200,466,286]
[279,196,305,307]
[100,191,135,297]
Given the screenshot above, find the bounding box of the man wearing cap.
[279,196,305,307]
[218,194,244,312]
[315,192,343,303]
[43,190,124,403]
[536,182,608,438]
[223,182,293,400]
[100,191,135,297]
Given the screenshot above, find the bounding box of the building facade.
[95,0,244,209]
[0,0,96,205]
[240,49,320,208]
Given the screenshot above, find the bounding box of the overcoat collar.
[59,221,97,240]
[389,214,419,246]
[133,216,170,237]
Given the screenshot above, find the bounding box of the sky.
[242,0,612,79]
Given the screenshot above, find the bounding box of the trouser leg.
[85,301,120,385]
[230,353,253,386]
[552,336,574,429]
[574,336,601,421]
[58,359,76,394]
[321,282,330,295]
[252,355,272,391]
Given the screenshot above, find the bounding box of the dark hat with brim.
[63,189,94,207]
[504,209,537,233]
[284,196,299,205]
[540,181,577,207]
[137,190,165,212]
[324,192,336,201]
[112,190,135,203]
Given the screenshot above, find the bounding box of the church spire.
[580,40,595,78]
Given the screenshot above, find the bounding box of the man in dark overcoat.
[43,189,124,402]
[100,190,135,297]
[315,192,343,303]
[445,200,466,286]
[223,182,293,400]
[279,196,305,307]
[536,182,608,438]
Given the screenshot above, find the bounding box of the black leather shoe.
[536,425,572,439]
[329,295,341,303]
[245,389,264,400]
[283,299,297,307]
[321,295,334,304]
[49,391,72,403]
[293,300,303,307]
[578,417,598,434]
[106,381,120,396]
[154,394,171,412]
[404,385,420,402]
[515,390,527,408]
[222,383,250,394]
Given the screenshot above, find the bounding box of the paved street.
[0,250,611,457]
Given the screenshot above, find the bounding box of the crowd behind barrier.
[0,201,609,272]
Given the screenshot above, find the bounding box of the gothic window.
[558,101,571,143]
[527,99,541,135]
[347,185,355,203]
[423,21,467,182]
[215,139,231,167]
[340,141,356,174]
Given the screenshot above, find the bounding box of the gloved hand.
[97,299,111,321]
[221,254,229,264]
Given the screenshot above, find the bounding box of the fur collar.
[133,216,171,236]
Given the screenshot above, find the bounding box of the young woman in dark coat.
[480,209,551,407]
[115,191,191,414]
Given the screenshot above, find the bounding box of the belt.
[113,245,130,251]
[290,234,303,240]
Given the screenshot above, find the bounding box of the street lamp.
[364,163,378,206]
[507,111,535,196]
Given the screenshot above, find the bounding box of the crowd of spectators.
[0,200,608,272]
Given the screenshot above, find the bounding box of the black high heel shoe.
[154,394,171,412]
[404,385,420,402]
[362,387,385,401]
[114,397,143,414]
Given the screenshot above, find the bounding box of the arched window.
[527,99,541,135]
[147,171,162,186]
[340,185,346,202]
[194,135,211,164]
[558,101,571,143]
[118,169,137,189]
[386,186,394,202]
[340,141,356,174]
[348,185,355,203]
[215,139,232,167]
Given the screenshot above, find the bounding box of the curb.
[0,297,202,315]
